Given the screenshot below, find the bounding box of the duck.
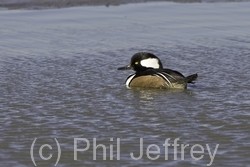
[117,52,197,89]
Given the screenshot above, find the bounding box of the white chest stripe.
[125,74,136,86]
[140,58,160,69]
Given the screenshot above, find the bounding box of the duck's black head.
[117,52,163,72]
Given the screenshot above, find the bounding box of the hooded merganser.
[117,52,198,89]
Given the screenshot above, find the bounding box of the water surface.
[0,2,250,167]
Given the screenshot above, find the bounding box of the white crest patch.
[140,58,160,69]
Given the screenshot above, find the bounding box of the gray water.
[1,2,250,167]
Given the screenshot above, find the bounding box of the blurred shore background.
[1,0,250,9]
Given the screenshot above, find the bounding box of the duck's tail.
[185,73,198,84]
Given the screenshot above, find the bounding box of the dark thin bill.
[117,65,131,70]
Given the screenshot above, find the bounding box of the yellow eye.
[135,62,139,65]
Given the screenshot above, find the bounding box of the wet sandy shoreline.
[0,0,250,10]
